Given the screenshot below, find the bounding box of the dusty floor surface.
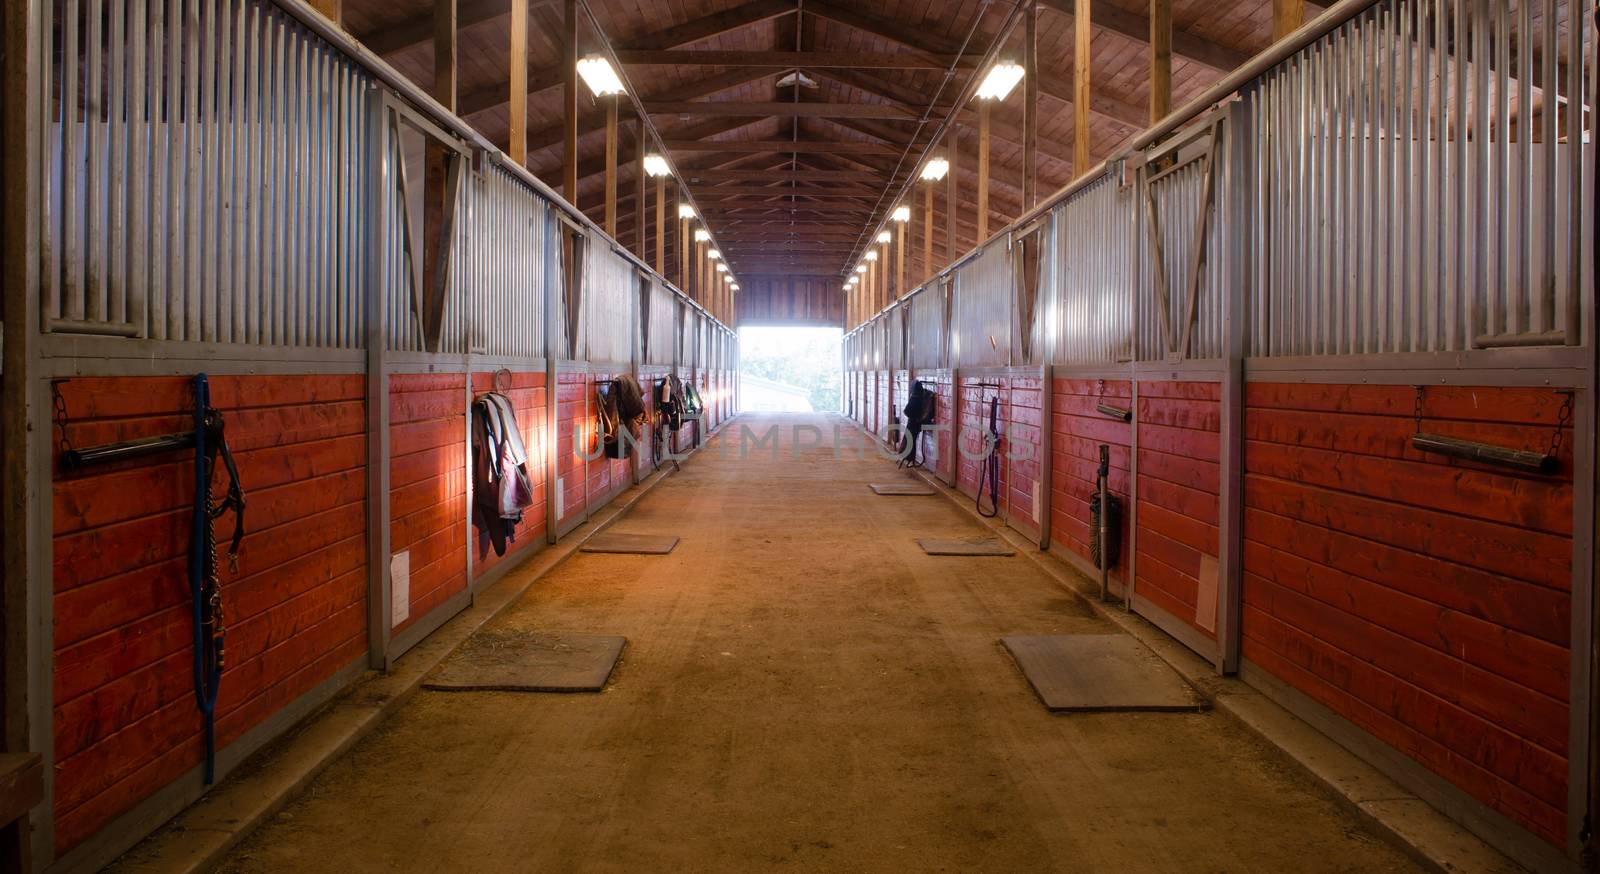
[216,413,1421,874]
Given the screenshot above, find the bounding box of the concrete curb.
[106,420,734,874]
[894,455,1525,874]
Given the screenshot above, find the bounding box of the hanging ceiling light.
[644,154,672,177]
[694,228,711,242]
[865,250,879,262]
[678,203,696,219]
[708,249,721,260]
[892,205,911,222]
[576,55,626,97]
[876,230,892,244]
[976,60,1024,101]
[921,157,950,181]
[856,265,868,274]
[842,284,852,292]
[716,263,728,273]
[730,283,739,291]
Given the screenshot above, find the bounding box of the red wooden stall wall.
[388,374,468,636]
[469,371,549,582]
[556,371,588,529]
[1240,382,1572,848]
[51,375,368,856]
[1135,380,1222,642]
[1048,378,1133,589]
[1004,375,1045,538]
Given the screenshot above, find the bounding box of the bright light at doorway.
[738,326,842,414]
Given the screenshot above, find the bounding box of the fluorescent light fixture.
[708,249,721,260]
[921,157,949,181]
[694,229,710,242]
[730,284,739,291]
[892,205,911,222]
[856,265,867,274]
[577,56,626,97]
[865,250,878,262]
[976,61,1024,101]
[644,154,671,177]
[678,203,696,219]
[842,284,852,292]
[715,263,728,273]
[876,230,892,244]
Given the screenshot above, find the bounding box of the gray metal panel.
[1051,169,1134,365]
[585,231,635,365]
[646,278,676,365]
[952,241,1012,368]
[908,286,946,369]
[468,164,546,358]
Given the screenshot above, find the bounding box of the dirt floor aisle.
[216,413,1420,873]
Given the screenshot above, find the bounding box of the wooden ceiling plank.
[665,140,901,154]
[617,50,972,69]
[1037,0,1248,74]
[644,101,917,119]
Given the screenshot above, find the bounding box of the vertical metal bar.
[183,0,200,340]
[1517,0,1533,334]
[129,0,148,335]
[246,2,263,346]
[108,0,127,326]
[41,0,59,327]
[1540,0,1558,335]
[1563,0,1583,344]
[365,85,392,670]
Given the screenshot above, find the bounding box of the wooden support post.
[923,183,934,284]
[679,203,689,292]
[633,118,646,255]
[309,0,342,26]
[604,97,619,236]
[509,0,527,163]
[896,221,907,299]
[977,100,991,242]
[655,177,666,273]
[562,0,578,203]
[1272,0,1304,41]
[1149,0,1171,124]
[1074,0,1094,178]
[945,127,959,266]
[434,0,457,110]
[1023,0,1039,209]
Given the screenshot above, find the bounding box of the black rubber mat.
[424,631,626,693]
[870,483,936,496]
[581,532,680,554]
[1000,634,1205,712]
[917,537,1016,556]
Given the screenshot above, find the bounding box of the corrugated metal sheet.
[907,285,946,369]
[952,241,1013,367]
[585,232,636,365]
[1051,170,1134,365]
[468,164,546,358]
[646,278,677,365]
[386,117,468,354]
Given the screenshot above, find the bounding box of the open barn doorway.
[738,326,842,414]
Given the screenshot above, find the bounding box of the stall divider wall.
[841,2,1595,870]
[9,1,740,871]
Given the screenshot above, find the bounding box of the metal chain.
[1412,385,1425,433]
[51,380,73,457]
[1549,390,1575,460]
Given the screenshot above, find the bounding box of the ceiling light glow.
[921,157,950,181]
[577,56,626,97]
[976,61,1025,101]
[644,154,671,177]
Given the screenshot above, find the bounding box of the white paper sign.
[390,550,411,627]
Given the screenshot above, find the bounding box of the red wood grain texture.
[470,372,549,580]
[1049,379,1132,586]
[389,373,467,638]
[1241,382,1573,849]
[1135,380,1221,641]
[1005,375,1044,537]
[50,375,367,856]
[925,371,955,482]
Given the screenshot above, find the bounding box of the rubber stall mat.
[917,537,1016,556]
[870,483,937,496]
[1000,634,1206,713]
[424,631,626,693]
[581,533,680,554]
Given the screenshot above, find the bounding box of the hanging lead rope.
[976,394,1001,518]
[190,374,245,785]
